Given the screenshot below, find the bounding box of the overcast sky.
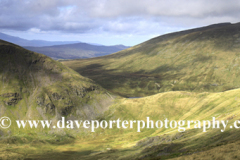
[1,0,240,46]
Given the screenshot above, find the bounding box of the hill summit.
[0,40,113,135]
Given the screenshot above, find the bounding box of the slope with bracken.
[63,22,240,97]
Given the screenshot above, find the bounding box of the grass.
[0,39,114,158]
[3,23,240,159]
[63,23,240,97]
[1,88,240,159]
[0,39,114,125]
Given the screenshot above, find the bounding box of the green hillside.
[63,22,240,97]
[0,40,113,137]
[4,87,240,160]
[2,22,240,160]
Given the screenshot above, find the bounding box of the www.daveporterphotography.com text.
[1,116,239,133]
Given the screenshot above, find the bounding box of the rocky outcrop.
[52,93,64,100]
[36,96,55,115]
[0,93,22,106]
[35,84,103,117]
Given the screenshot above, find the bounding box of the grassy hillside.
[3,22,240,160]
[0,40,114,139]
[25,43,129,60]
[63,22,240,97]
[2,87,240,159]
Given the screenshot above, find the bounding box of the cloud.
[88,0,240,18]
[1,0,240,39]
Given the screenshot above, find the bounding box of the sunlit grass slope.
[0,40,113,145]
[63,22,240,97]
[3,87,240,159]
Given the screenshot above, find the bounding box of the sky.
[0,0,240,46]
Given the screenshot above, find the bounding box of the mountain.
[0,32,129,59]
[4,85,240,159]
[62,22,240,97]
[0,40,113,137]
[25,43,129,60]
[2,25,240,160]
[75,88,240,160]
[0,32,80,47]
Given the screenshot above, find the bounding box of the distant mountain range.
[0,32,129,59]
[0,32,81,47]
[24,43,129,60]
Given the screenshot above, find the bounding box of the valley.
[1,23,240,159]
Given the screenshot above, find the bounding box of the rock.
[37,96,56,115]
[45,103,55,115]
[1,93,22,106]
[61,106,74,116]
[1,93,20,98]
[52,93,63,100]
[36,97,44,106]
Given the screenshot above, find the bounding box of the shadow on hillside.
[74,61,189,97]
[23,150,93,160]
[22,142,186,160]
